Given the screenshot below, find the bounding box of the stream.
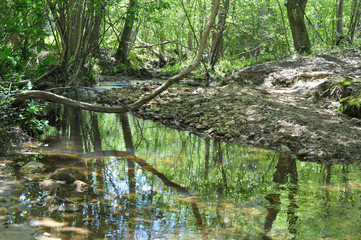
[1,106,361,239]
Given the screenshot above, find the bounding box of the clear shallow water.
[11,108,361,239]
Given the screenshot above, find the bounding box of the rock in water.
[39,179,62,191]
[50,171,75,183]
[20,162,46,174]
[73,180,87,192]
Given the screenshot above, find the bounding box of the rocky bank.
[99,53,361,164]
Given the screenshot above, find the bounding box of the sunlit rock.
[73,180,87,192]
[19,162,47,174]
[39,179,63,191]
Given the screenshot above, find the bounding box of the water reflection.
[263,154,298,240]
[13,108,361,240]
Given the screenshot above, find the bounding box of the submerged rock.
[20,162,47,174]
[50,171,75,183]
[44,196,57,204]
[39,179,63,191]
[73,180,87,192]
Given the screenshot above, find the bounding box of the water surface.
[12,108,361,239]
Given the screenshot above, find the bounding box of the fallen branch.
[13,90,130,113]
[14,0,220,113]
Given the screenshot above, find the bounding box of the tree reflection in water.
[15,107,361,240]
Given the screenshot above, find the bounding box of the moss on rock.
[340,93,361,118]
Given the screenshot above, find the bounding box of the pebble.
[272,136,284,143]
[0,207,7,215]
[73,180,88,192]
[297,149,308,156]
[39,179,62,191]
[44,196,57,204]
[280,145,291,153]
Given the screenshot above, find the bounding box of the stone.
[225,133,232,139]
[39,179,62,191]
[0,207,7,215]
[50,172,75,183]
[225,120,235,126]
[280,145,291,153]
[297,149,308,157]
[44,196,57,204]
[20,162,46,174]
[73,180,87,192]
[272,136,284,144]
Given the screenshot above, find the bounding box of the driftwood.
[14,0,221,113]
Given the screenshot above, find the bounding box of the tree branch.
[14,0,221,113]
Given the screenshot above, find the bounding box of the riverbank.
[99,54,361,164]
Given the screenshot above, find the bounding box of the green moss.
[340,93,361,118]
[332,78,361,88]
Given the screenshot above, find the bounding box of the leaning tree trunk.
[285,0,311,54]
[335,0,344,45]
[115,0,137,65]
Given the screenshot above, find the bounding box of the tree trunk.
[348,0,361,43]
[114,0,137,65]
[15,0,221,113]
[210,0,229,68]
[335,0,344,45]
[46,0,103,86]
[285,0,311,54]
[91,3,106,58]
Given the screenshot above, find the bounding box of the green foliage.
[160,61,186,76]
[332,78,361,88]
[0,82,49,137]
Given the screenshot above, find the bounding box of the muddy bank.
[99,54,361,164]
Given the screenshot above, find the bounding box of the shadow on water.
[8,106,361,239]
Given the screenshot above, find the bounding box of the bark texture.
[115,0,137,64]
[285,0,311,54]
[335,0,344,45]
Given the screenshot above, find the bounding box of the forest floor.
[100,51,361,164]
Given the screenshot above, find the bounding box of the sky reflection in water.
[15,108,361,239]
